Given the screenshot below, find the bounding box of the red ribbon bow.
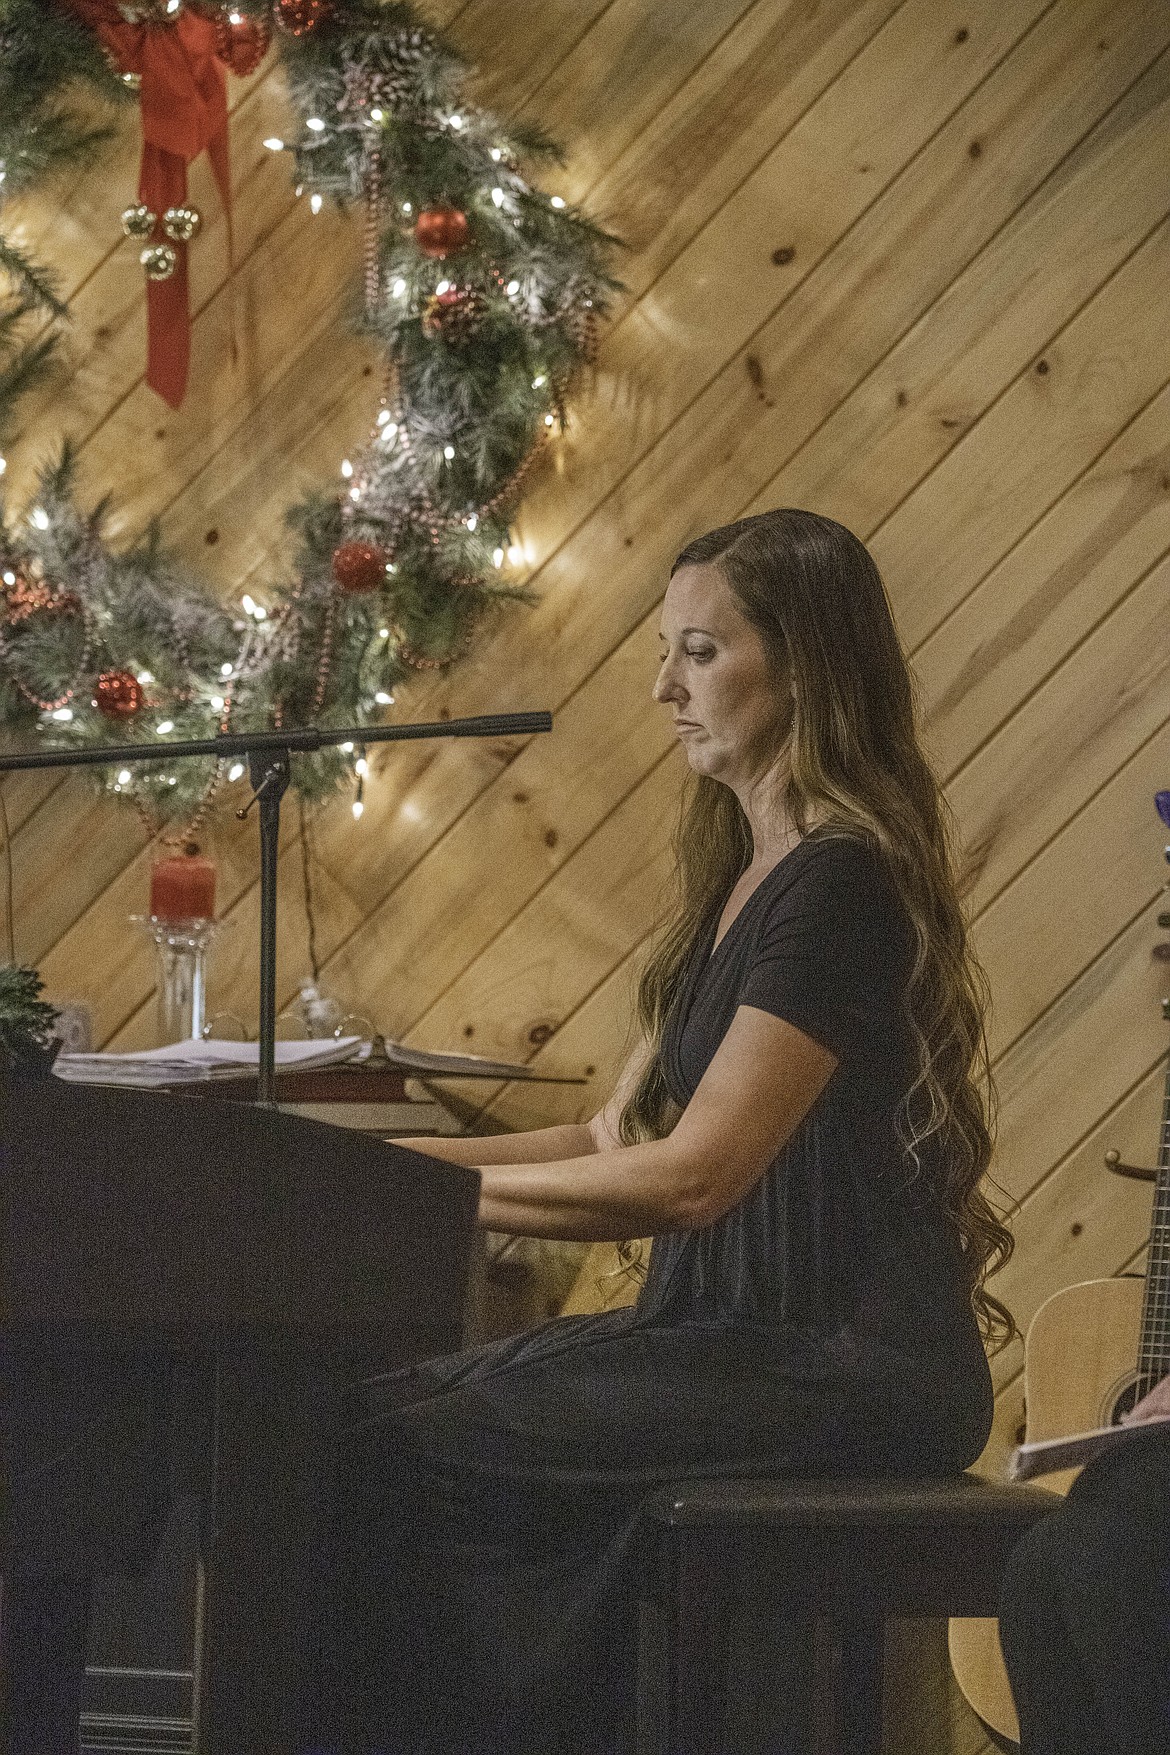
[63,3,266,408]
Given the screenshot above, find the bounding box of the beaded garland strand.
[0,0,620,835]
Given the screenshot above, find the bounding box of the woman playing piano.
[311,507,1013,1754]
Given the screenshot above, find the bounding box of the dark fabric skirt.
[304,1304,989,1755]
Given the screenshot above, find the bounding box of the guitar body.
[948,1273,1145,1748]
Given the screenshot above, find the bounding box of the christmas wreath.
[0,0,619,832]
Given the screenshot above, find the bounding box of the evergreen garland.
[0,0,619,829]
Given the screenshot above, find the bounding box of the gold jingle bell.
[121,202,157,240]
[140,241,178,281]
[162,204,201,244]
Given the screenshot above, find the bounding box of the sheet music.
[54,1037,364,1086]
[1009,1415,1170,1480]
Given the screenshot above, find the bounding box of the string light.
[51,706,73,721]
[375,690,394,705]
[491,188,504,207]
[136,670,153,685]
[505,279,520,295]
[371,107,384,122]
[117,768,132,785]
[465,513,477,531]
[378,626,390,639]
[532,375,546,388]
[507,544,524,564]
[228,761,245,782]
[263,138,284,151]
[443,444,455,460]
[30,507,49,529]
[306,117,326,133]
[1,571,13,585]
[156,720,174,735]
[352,798,364,820]
[210,694,225,712]
[310,194,323,214]
[341,741,354,753]
[220,661,234,677]
[355,756,369,777]
[448,114,463,129]
[376,409,392,425]
[340,459,354,477]
[550,196,566,208]
[391,278,407,297]
[349,486,361,501]
[492,547,504,568]
[402,202,412,215]
[241,594,258,616]
[0,456,6,475]
[436,278,451,295]
[490,148,502,162]
[544,413,555,426]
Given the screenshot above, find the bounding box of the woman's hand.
[1122,1373,1170,1425]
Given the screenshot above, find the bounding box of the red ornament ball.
[332,540,389,595]
[414,207,470,259]
[273,0,334,35]
[94,669,145,720]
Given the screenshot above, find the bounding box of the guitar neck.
[1135,1055,1170,1396]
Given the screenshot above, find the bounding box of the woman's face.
[653,562,791,792]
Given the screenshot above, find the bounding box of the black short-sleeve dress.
[314,832,994,1754]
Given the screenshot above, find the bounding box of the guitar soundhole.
[1109,1380,1143,1424]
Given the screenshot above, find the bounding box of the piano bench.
[634,1472,1060,1755]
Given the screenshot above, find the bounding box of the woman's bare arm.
[474,1006,836,1239]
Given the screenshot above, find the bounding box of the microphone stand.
[0,711,552,1104]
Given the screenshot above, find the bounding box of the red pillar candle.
[150,846,217,921]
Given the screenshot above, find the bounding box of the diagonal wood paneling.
[5,5,1169,1743]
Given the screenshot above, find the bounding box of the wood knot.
[968,139,982,159]
[543,828,558,848]
[528,1023,555,1047]
[1035,358,1050,376]
[463,1024,475,1037]
[895,389,909,408]
[954,26,969,43]
[771,245,795,266]
[744,354,773,406]
[438,705,451,720]
[1070,1222,1084,1237]
[624,535,634,547]
[204,529,219,545]
[512,790,529,804]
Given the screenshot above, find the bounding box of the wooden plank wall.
[4,3,1170,1747]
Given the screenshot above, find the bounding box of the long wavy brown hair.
[619,508,1015,1349]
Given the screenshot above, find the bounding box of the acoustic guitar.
[948,794,1170,1749]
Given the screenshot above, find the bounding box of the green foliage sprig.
[0,960,59,1068]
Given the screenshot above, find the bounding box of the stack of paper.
[54,1037,363,1088]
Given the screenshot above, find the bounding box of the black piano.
[0,1068,480,1754]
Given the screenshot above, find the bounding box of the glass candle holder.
[132,915,221,1045]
